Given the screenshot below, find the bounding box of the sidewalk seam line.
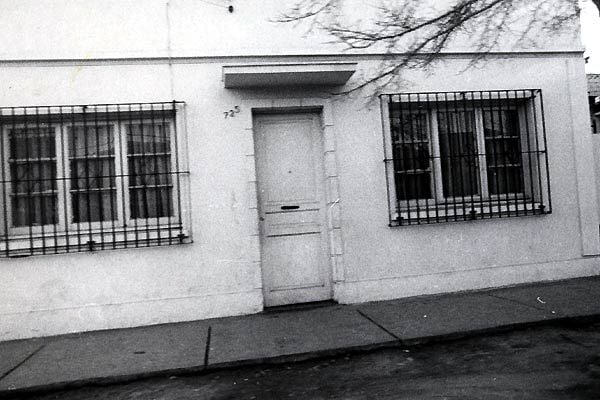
[356,309,402,342]
[487,293,548,312]
[204,326,212,368]
[0,344,45,382]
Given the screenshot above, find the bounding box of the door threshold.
[264,300,338,313]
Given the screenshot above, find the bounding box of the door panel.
[254,113,331,307]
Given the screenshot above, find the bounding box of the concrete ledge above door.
[222,62,357,88]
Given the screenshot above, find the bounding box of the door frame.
[253,112,331,306]
[241,98,345,307]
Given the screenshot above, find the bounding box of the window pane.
[69,125,117,223]
[437,111,479,198]
[130,187,173,219]
[70,159,116,190]
[126,123,173,219]
[9,128,58,227]
[394,173,431,202]
[70,125,114,157]
[128,155,172,187]
[10,128,55,159]
[12,194,57,227]
[483,110,524,194]
[11,162,56,193]
[72,191,117,223]
[390,110,432,200]
[127,123,170,154]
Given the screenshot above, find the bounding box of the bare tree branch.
[277,0,588,97]
[593,0,600,15]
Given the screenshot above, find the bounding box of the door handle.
[281,205,300,210]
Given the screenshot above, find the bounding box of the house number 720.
[224,106,241,118]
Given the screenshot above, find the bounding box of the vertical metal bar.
[105,106,116,249]
[381,95,393,226]
[71,106,82,251]
[503,91,513,216]
[392,94,413,225]
[534,89,550,212]
[10,109,18,250]
[59,107,70,253]
[150,105,161,244]
[47,106,58,253]
[427,94,439,223]
[499,90,513,217]
[83,106,93,248]
[499,91,510,216]
[418,93,430,224]
[418,94,429,223]
[0,110,9,257]
[477,91,492,217]
[24,107,35,254]
[488,92,502,217]
[34,106,48,254]
[397,96,405,222]
[139,103,150,246]
[395,96,405,224]
[530,90,544,213]
[452,94,464,220]
[117,105,128,249]
[482,91,493,218]
[160,102,173,243]
[406,94,419,223]
[540,90,552,212]
[442,93,458,221]
[433,93,448,222]
[129,104,140,247]
[511,90,520,217]
[482,92,492,216]
[463,91,476,218]
[172,100,183,239]
[521,90,534,216]
[94,107,105,249]
[474,92,483,216]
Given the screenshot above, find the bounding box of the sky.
[581,0,600,73]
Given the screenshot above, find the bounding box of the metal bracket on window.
[469,209,477,220]
[86,240,96,252]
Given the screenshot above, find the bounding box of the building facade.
[1,0,599,341]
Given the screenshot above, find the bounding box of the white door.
[254,113,332,307]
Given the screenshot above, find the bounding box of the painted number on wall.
[224,106,241,118]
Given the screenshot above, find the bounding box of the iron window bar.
[380,90,552,226]
[0,101,190,257]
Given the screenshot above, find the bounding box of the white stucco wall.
[0,0,583,60]
[0,0,597,340]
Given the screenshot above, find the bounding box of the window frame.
[1,123,64,237]
[381,90,551,225]
[0,102,190,256]
[122,118,180,228]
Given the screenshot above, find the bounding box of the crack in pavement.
[0,344,45,383]
[355,309,402,342]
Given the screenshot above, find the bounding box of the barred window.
[381,90,551,226]
[0,102,190,257]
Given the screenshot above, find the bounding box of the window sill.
[0,227,190,258]
[392,201,549,226]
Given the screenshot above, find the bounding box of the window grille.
[0,101,190,257]
[380,90,551,226]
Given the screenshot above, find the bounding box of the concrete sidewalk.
[2,276,600,397]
